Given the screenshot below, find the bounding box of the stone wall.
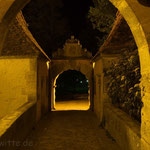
[94,55,141,150]
[93,55,119,123]
[108,1,150,149]
[2,11,49,61]
[93,58,103,122]
[0,57,37,119]
[104,103,141,150]
[0,0,29,52]
[0,11,50,145]
[2,12,38,56]
[50,59,93,110]
[0,11,50,121]
[36,59,50,121]
[0,101,36,150]
[52,36,92,59]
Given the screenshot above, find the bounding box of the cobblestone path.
[21,111,120,150]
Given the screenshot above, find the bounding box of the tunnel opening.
[53,70,90,111]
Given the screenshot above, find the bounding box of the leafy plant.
[105,49,143,122]
[88,0,117,46]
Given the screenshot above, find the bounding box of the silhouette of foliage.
[105,49,142,122]
[88,0,117,46]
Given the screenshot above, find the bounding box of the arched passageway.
[53,70,90,111]
[50,36,93,110]
[0,0,150,150]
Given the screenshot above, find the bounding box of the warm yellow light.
[46,61,50,69]
[93,62,95,69]
[54,100,90,111]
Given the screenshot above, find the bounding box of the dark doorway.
[54,70,90,110]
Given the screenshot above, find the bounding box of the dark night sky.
[62,0,94,36]
[23,0,100,57]
[23,0,98,96]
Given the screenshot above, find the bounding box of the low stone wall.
[0,57,37,119]
[103,103,141,150]
[0,101,36,150]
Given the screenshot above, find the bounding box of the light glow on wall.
[93,62,95,69]
[46,61,50,70]
[54,100,90,111]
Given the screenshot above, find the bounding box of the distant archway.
[52,70,90,111]
[50,36,93,110]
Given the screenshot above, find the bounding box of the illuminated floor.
[54,100,90,111]
[21,111,120,150]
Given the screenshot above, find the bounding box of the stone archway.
[109,0,150,149]
[51,65,93,110]
[0,0,150,149]
[50,36,93,110]
[52,69,90,111]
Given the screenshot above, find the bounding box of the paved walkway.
[54,100,90,111]
[21,111,120,150]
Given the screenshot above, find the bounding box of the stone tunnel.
[0,0,150,150]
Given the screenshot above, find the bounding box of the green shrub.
[105,49,143,122]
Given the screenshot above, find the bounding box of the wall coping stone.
[0,101,36,137]
[104,103,141,150]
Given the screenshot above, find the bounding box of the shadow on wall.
[137,0,150,6]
